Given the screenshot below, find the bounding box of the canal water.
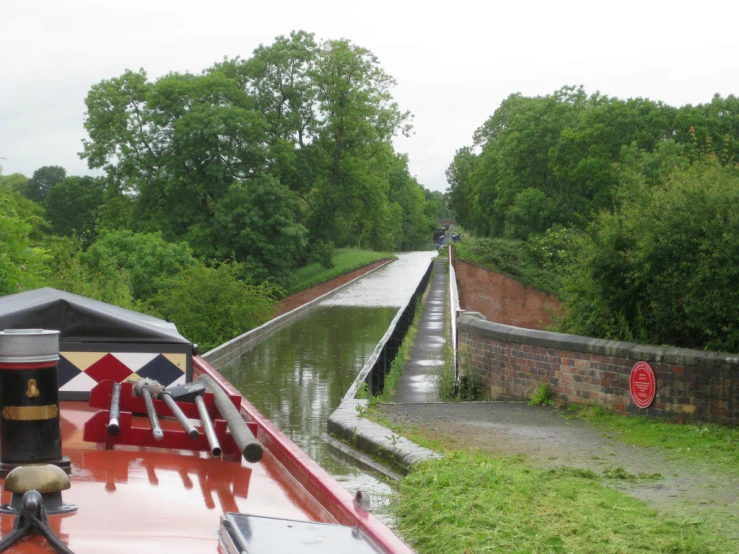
[218,252,436,511]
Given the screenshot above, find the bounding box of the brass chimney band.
[2,405,59,421]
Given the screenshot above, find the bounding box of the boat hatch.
[218,513,382,554]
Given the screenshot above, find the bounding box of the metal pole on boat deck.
[198,375,263,463]
[163,382,220,456]
[108,382,121,435]
[133,379,164,441]
[161,392,199,440]
[194,394,221,457]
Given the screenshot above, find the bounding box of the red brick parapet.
[452,258,563,330]
[458,312,739,425]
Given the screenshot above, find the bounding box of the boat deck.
[0,402,334,553]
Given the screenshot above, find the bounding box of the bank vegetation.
[0,31,447,350]
[449,88,739,352]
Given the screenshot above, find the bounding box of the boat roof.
[0,288,189,344]
[0,402,333,553]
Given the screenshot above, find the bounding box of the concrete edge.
[203,258,395,369]
[321,433,403,481]
[458,313,739,371]
[327,399,442,473]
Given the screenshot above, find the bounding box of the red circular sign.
[630,361,656,408]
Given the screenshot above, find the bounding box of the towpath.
[378,401,739,542]
[392,257,447,403]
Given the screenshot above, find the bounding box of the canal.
[218,252,436,510]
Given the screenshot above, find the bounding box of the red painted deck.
[0,359,413,553]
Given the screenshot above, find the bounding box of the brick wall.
[453,258,563,331]
[458,313,739,425]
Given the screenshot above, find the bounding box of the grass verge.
[364,410,734,553]
[286,248,393,295]
[392,450,725,554]
[454,235,561,296]
[564,404,739,474]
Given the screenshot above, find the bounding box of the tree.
[80,230,197,301]
[44,176,106,244]
[0,188,48,294]
[308,38,412,246]
[150,263,280,352]
[560,160,739,352]
[0,173,30,196]
[209,175,308,286]
[26,166,66,202]
[80,69,269,243]
[446,147,478,230]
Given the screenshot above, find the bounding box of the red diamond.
[84,353,135,383]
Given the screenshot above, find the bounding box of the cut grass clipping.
[391,451,725,554]
[287,248,393,295]
[567,404,739,474]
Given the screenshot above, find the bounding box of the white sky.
[1,0,738,192]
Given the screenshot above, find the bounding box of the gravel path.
[379,401,739,541]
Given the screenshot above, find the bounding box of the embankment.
[453,256,562,330]
[275,258,393,316]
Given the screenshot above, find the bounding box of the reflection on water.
[322,251,436,307]
[220,306,395,474]
[220,252,435,521]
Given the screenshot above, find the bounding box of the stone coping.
[327,399,441,473]
[458,312,739,371]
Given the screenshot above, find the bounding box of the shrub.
[309,239,334,269]
[81,230,197,301]
[560,160,739,352]
[150,263,281,352]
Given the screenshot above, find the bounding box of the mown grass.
[286,248,393,295]
[566,404,739,474]
[392,450,726,554]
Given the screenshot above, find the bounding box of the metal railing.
[449,245,460,378]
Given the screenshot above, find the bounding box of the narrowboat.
[0,288,413,553]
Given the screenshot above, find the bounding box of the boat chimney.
[0,329,70,476]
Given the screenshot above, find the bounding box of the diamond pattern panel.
[57,350,188,397]
[57,355,82,388]
[84,353,136,384]
[136,354,184,385]
[60,371,98,393]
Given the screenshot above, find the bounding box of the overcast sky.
[2,0,738,192]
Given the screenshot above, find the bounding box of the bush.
[43,237,140,311]
[309,239,334,269]
[81,230,197,301]
[149,263,281,352]
[454,234,569,296]
[560,160,739,352]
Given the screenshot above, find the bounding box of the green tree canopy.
[448,88,739,241]
[0,173,30,196]
[150,263,280,352]
[560,160,739,352]
[0,187,48,294]
[26,165,66,202]
[80,230,197,301]
[44,176,106,245]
